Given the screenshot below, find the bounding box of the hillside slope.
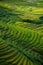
[0,0,43,65]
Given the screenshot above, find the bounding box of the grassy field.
[0,0,43,65]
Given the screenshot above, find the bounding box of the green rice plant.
[0,1,43,65]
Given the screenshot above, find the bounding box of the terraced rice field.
[0,0,43,65]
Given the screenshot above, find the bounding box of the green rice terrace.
[0,0,43,65]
